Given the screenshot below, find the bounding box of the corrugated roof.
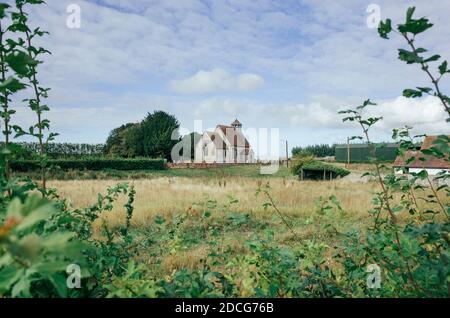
[393,135,450,169]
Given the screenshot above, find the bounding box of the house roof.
[393,135,450,169]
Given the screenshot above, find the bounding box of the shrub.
[11,158,166,172]
[301,162,350,178]
[290,154,315,176]
[291,155,350,179]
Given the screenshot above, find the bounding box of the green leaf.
[403,89,422,98]
[0,3,10,19]
[438,61,448,75]
[32,261,69,275]
[48,272,68,298]
[203,211,211,218]
[363,99,377,107]
[417,87,433,94]
[398,17,433,35]
[26,0,46,5]
[398,49,423,64]
[424,54,440,63]
[0,77,27,93]
[7,195,57,232]
[415,48,427,54]
[378,19,392,39]
[0,266,24,292]
[403,87,432,98]
[40,231,75,250]
[154,215,165,225]
[5,51,38,77]
[406,7,415,22]
[11,274,31,297]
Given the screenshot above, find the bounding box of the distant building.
[195,119,256,164]
[335,143,399,163]
[393,135,450,176]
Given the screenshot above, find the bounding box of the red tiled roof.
[393,135,449,169]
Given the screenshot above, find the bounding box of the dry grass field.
[47,164,445,277]
[48,175,373,273]
[50,176,378,226]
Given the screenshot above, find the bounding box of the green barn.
[335,143,399,163]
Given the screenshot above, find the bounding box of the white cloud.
[369,96,449,135]
[237,73,265,91]
[272,96,449,136]
[169,68,264,94]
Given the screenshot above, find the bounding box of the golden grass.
[49,174,447,275]
[50,177,379,227]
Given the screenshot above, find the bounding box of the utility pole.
[347,137,350,166]
[286,140,289,167]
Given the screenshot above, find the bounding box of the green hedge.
[11,158,166,172]
[291,158,350,179]
[302,161,350,177]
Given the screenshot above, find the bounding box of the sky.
[8,0,450,155]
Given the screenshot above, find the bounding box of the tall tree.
[140,111,180,160]
[105,111,181,161]
[104,122,139,157]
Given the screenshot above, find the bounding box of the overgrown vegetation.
[291,155,350,179]
[0,2,448,299]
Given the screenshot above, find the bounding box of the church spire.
[231,118,242,128]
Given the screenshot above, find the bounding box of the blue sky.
[10,0,450,153]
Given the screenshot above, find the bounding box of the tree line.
[4,110,198,161]
[291,144,335,158]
